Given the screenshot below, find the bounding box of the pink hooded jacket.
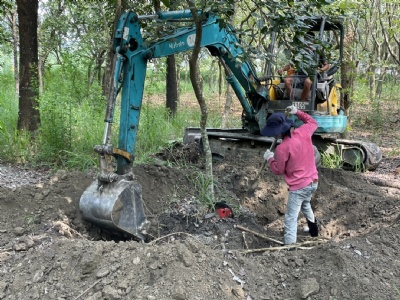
[267,110,318,191]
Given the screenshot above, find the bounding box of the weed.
[58,150,98,171]
[321,151,343,169]
[188,171,214,209]
[387,147,400,157]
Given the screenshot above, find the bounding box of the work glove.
[263,149,274,161]
[285,105,298,115]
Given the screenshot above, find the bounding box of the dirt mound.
[1,143,400,299]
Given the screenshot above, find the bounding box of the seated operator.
[277,42,330,101]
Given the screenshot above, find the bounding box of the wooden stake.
[242,232,248,249]
[234,225,284,245]
[73,279,101,300]
[240,239,326,254]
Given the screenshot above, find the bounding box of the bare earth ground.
[0,100,400,300]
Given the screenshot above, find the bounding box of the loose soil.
[0,100,399,300]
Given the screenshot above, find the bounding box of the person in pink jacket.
[261,105,319,246]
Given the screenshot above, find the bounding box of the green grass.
[188,171,214,209]
[0,72,31,161]
[321,151,343,169]
[0,62,239,170]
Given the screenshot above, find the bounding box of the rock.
[60,262,69,270]
[81,244,104,275]
[184,238,201,253]
[13,242,27,251]
[172,285,186,300]
[34,193,44,201]
[44,248,56,260]
[85,291,103,300]
[102,285,120,300]
[96,268,110,278]
[0,281,7,299]
[23,236,35,248]
[232,286,245,298]
[132,256,141,265]
[299,277,320,299]
[32,270,44,283]
[176,244,194,267]
[13,227,25,236]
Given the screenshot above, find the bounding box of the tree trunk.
[368,65,376,100]
[340,61,357,116]
[176,64,181,101]
[208,59,216,93]
[188,4,214,203]
[8,10,19,96]
[16,0,40,132]
[166,55,178,116]
[221,85,233,128]
[220,7,236,129]
[376,73,385,99]
[102,0,123,96]
[340,28,357,119]
[164,2,178,116]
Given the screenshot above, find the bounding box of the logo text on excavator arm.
[169,41,185,49]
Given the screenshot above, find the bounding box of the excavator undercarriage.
[184,127,382,171]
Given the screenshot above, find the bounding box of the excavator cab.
[263,18,350,136]
[266,18,344,114]
[263,17,381,170]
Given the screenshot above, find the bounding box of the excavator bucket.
[79,177,150,241]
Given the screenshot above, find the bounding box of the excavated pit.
[1,145,398,248]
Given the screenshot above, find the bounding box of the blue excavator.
[80,10,382,240]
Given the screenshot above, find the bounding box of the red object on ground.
[216,207,233,218]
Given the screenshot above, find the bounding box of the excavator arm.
[113,9,269,170]
[80,10,271,240]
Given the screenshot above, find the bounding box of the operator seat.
[315,65,338,103]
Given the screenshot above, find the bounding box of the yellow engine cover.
[317,83,340,115]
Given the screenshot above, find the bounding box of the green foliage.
[35,57,104,170]
[0,70,32,161]
[351,79,399,132]
[387,146,400,157]
[321,150,343,169]
[0,0,13,15]
[0,50,239,170]
[135,100,200,163]
[321,145,365,172]
[188,171,214,208]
